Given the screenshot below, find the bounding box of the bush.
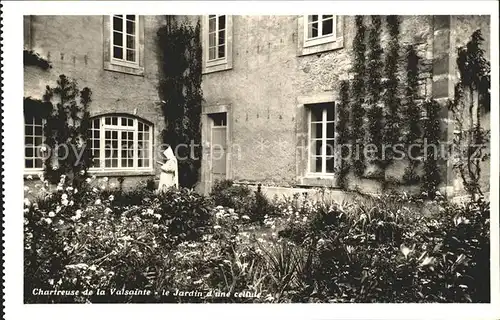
[23,175,490,303]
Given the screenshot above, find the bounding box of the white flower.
[48,279,54,286]
[213,225,221,230]
[108,195,115,201]
[302,216,308,222]
[79,170,85,175]
[95,199,102,205]
[242,215,250,220]
[61,199,69,206]
[56,185,63,191]
[104,208,113,214]
[75,209,83,215]
[48,211,56,218]
[420,256,435,267]
[55,206,62,213]
[400,245,412,258]
[100,185,106,190]
[85,178,92,183]
[65,187,73,192]
[68,200,74,206]
[24,198,31,207]
[24,186,30,192]
[154,214,161,220]
[92,187,99,193]
[146,208,154,215]
[26,175,33,180]
[103,177,109,182]
[45,218,52,225]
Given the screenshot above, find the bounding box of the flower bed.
[24,176,490,303]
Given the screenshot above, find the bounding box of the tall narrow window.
[111,15,138,64]
[24,115,45,171]
[308,102,335,174]
[208,15,226,61]
[89,115,153,171]
[306,15,335,40]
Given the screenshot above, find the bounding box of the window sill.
[88,169,155,177]
[104,61,144,76]
[298,175,338,188]
[203,61,232,75]
[298,36,344,57]
[24,171,43,179]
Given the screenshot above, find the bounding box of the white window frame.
[207,15,227,63]
[202,15,232,74]
[110,14,140,68]
[89,115,153,172]
[24,115,46,173]
[303,15,337,48]
[307,104,336,176]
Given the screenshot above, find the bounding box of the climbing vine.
[350,16,367,177]
[402,45,422,184]
[39,75,92,186]
[421,99,441,197]
[365,15,384,174]
[336,80,350,189]
[449,30,490,198]
[382,15,401,168]
[157,16,203,188]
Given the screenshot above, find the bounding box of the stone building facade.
[23,15,166,189]
[197,15,491,198]
[23,15,491,198]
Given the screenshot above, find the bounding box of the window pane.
[218,45,225,58]
[112,117,118,126]
[327,122,335,138]
[113,46,123,59]
[126,19,135,34]
[128,119,133,126]
[126,15,135,21]
[322,18,333,36]
[112,159,118,167]
[218,15,226,30]
[209,47,216,60]
[308,22,318,38]
[326,157,335,173]
[325,139,335,156]
[35,159,43,169]
[25,159,33,168]
[138,122,143,131]
[311,107,323,122]
[218,30,225,45]
[113,16,123,32]
[25,125,33,135]
[309,15,318,23]
[93,119,100,127]
[126,49,136,62]
[35,136,43,146]
[26,148,33,157]
[105,117,111,125]
[311,122,322,139]
[327,104,335,121]
[209,32,216,47]
[209,17,216,32]
[113,32,123,46]
[34,126,42,135]
[312,140,322,156]
[105,159,111,167]
[323,15,333,20]
[310,156,322,173]
[105,131,111,139]
[126,35,135,49]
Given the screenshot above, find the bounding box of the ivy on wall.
[449,30,490,198]
[350,16,367,177]
[336,80,350,189]
[365,16,384,174]
[382,15,401,168]
[157,16,203,188]
[402,45,422,184]
[421,99,441,197]
[39,75,92,186]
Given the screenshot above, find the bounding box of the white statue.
[157,146,179,191]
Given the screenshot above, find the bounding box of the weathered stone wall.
[24,15,166,181]
[200,16,433,191]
